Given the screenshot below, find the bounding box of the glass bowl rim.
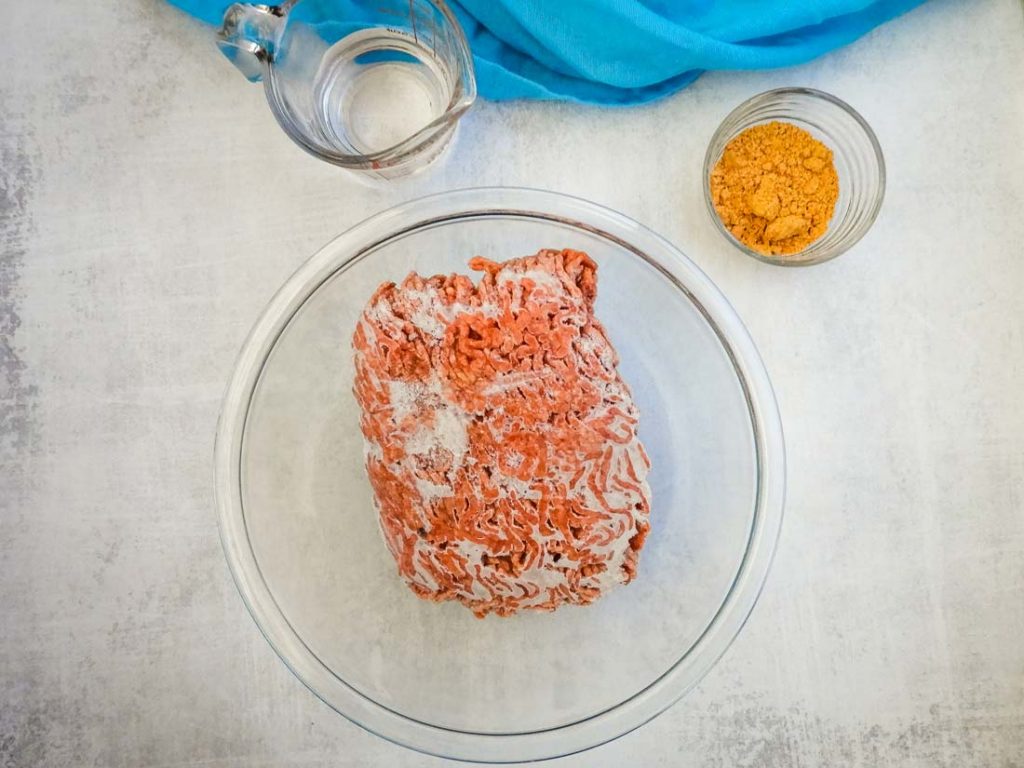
[213,186,786,763]
[703,86,886,267]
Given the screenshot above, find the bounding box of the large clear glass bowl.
[215,187,785,763]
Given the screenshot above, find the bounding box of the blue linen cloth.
[169,0,926,104]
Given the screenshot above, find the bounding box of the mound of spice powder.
[710,121,839,256]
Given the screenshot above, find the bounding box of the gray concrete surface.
[2,0,1023,765]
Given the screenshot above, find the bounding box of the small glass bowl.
[704,87,885,267]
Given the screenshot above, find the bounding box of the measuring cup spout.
[217,3,290,82]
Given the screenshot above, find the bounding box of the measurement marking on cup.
[429,14,438,56]
[383,27,418,40]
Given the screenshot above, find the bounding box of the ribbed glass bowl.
[704,87,886,266]
[214,187,785,762]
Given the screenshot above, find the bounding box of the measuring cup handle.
[217,3,291,82]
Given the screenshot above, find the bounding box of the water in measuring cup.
[314,29,453,156]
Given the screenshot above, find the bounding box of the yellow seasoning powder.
[710,121,839,256]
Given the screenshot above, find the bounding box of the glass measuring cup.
[218,0,476,178]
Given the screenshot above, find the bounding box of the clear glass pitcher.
[218,0,476,178]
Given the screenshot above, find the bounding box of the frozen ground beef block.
[352,249,652,617]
